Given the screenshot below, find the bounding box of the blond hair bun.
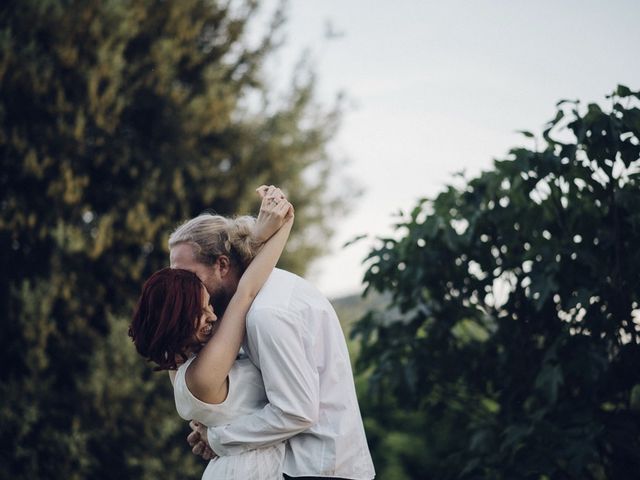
[168,213,259,269]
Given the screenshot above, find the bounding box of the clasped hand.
[253,185,294,244]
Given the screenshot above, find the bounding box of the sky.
[256,0,640,298]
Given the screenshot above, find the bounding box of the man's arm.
[206,306,319,456]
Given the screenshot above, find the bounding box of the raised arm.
[186,189,294,404]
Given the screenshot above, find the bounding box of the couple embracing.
[129,186,375,480]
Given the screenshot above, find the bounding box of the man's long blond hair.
[168,213,259,269]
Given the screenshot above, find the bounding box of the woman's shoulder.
[175,354,196,377]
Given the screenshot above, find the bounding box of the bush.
[354,86,640,480]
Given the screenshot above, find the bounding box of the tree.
[354,86,640,479]
[0,0,347,478]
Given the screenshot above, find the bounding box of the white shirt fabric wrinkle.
[207,268,375,479]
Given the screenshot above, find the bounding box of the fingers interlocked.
[253,184,293,243]
[257,185,286,201]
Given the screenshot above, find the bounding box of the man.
[168,186,375,480]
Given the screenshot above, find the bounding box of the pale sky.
[257,0,640,298]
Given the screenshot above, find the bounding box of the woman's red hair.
[129,268,204,370]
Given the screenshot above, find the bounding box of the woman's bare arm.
[186,193,293,403]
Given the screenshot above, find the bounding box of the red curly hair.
[129,268,204,370]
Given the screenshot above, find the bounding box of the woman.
[129,187,293,479]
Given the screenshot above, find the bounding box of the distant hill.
[329,290,391,332]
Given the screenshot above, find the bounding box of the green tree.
[0,0,347,478]
[354,86,640,479]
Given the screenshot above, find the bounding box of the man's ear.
[215,255,231,278]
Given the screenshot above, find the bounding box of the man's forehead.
[169,243,195,267]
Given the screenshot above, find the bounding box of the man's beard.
[210,286,233,318]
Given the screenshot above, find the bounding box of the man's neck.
[216,267,242,316]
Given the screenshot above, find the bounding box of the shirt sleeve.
[207,306,319,456]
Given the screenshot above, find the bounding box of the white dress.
[173,354,285,480]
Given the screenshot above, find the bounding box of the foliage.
[353,86,640,479]
[0,0,347,478]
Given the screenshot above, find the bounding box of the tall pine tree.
[0,1,348,478]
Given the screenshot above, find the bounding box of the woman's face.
[193,286,218,345]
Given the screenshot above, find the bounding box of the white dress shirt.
[207,269,375,479]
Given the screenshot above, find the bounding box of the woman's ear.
[215,255,231,277]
